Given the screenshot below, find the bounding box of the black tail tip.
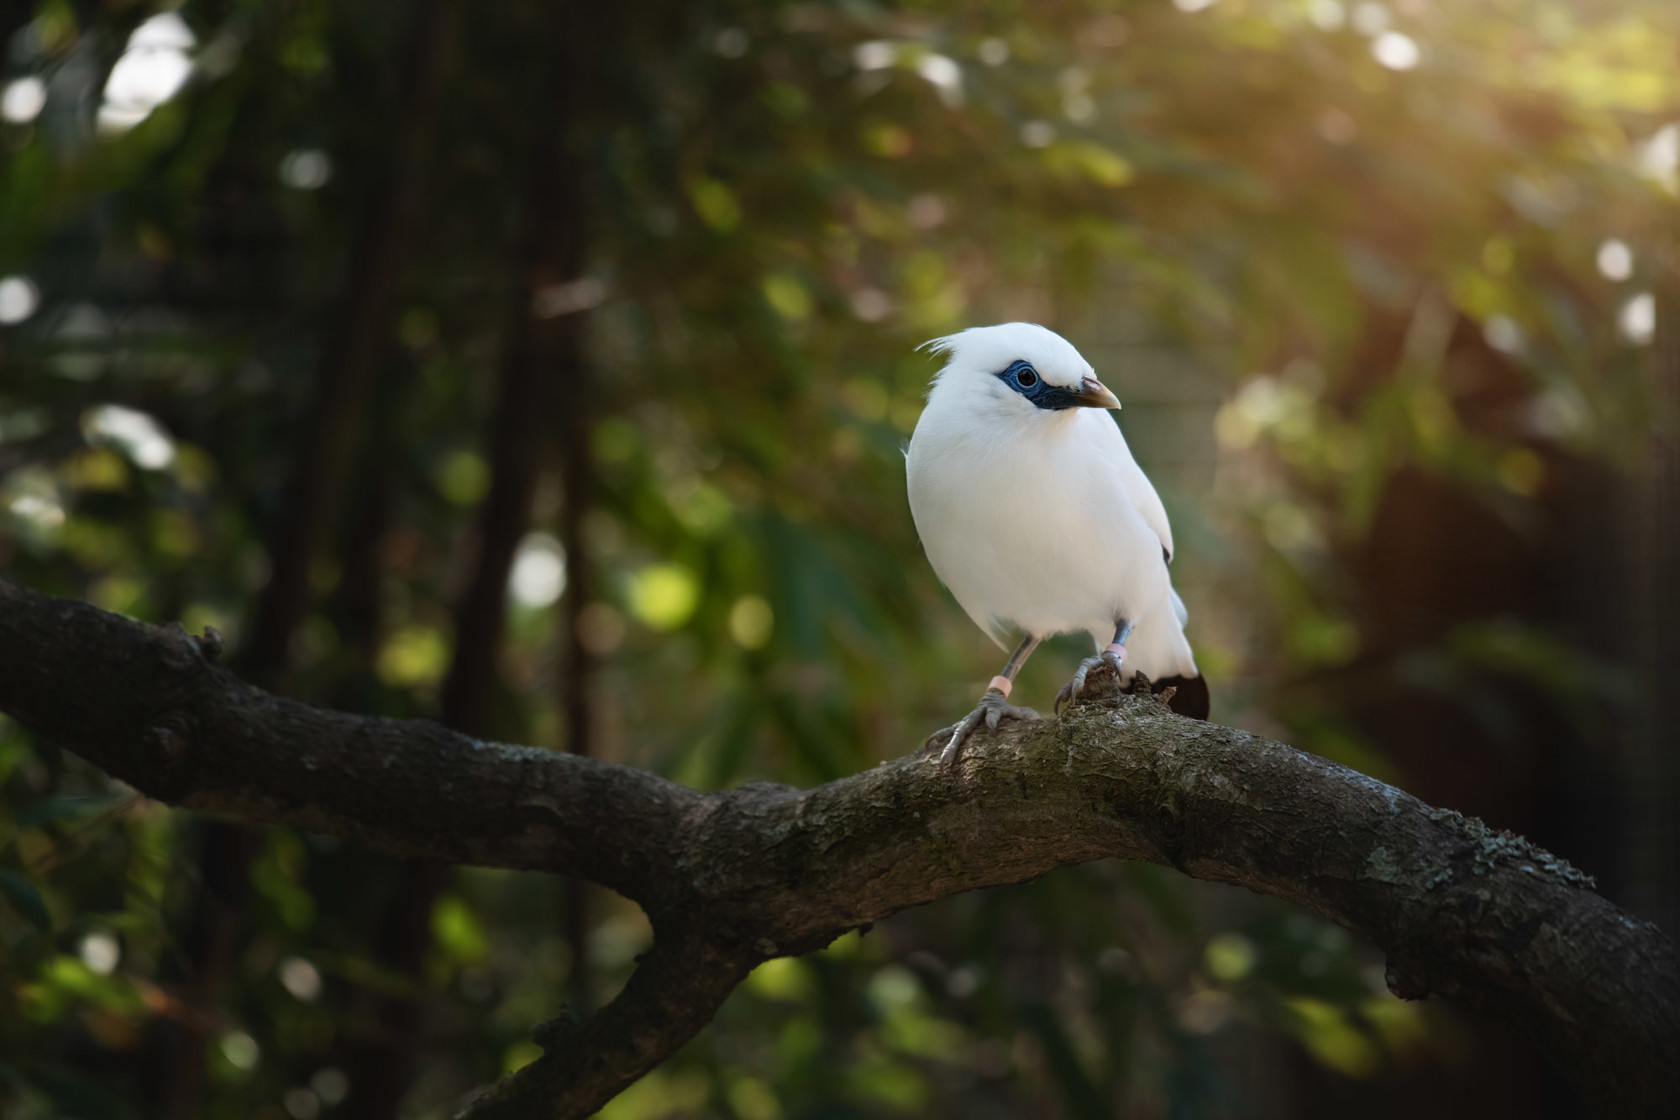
[1152,674,1210,720]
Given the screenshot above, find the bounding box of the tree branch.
[454,927,754,1120]
[2,575,1675,1118]
[0,579,704,906]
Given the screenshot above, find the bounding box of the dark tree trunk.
[340,5,594,1110]
[1627,243,1680,937]
[141,4,463,1113]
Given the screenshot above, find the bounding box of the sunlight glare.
[1372,32,1419,71]
[82,404,177,470]
[509,533,566,608]
[1618,292,1655,346]
[2,76,46,123]
[916,53,963,105]
[99,12,196,135]
[0,275,41,324]
[1637,124,1678,191]
[1596,239,1632,282]
[79,931,120,975]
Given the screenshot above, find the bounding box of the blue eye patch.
[996,359,1082,410]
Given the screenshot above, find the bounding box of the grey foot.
[939,688,1040,766]
[1054,651,1124,715]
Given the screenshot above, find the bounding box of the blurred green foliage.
[1,0,1675,1117]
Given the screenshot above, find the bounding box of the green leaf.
[0,869,51,932]
[15,793,122,828]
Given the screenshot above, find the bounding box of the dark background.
[1,2,1676,1118]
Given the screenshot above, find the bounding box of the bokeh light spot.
[2,76,46,123]
[1596,239,1633,281]
[1309,1,1346,31]
[79,930,120,975]
[1019,120,1054,148]
[853,41,894,71]
[279,149,332,190]
[377,626,450,687]
[282,1087,320,1120]
[1372,32,1419,71]
[689,179,742,232]
[82,404,176,470]
[628,564,700,631]
[728,595,774,649]
[99,12,197,135]
[1204,933,1257,982]
[308,1068,348,1106]
[509,533,567,608]
[1283,997,1379,1077]
[1482,315,1525,355]
[711,28,748,59]
[1619,291,1655,345]
[220,1031,260,1072]
[279,956,322,1001]
[1351,2,1390,36]
[850,288,892,322]
[0,275,41,324]
[762,273,811,320]
[1498,449,1545,496]
[915,53,962,105]
[436,449,490,506]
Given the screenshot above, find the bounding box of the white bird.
[905,322,1208,763]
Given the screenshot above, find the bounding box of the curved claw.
[939,688,1040,767]
[1054,651,1124,716]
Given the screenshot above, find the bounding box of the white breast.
[907,394,1172,653]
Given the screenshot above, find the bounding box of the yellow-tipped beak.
[1072,376,1120,410]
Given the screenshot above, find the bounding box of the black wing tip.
[1152,674,1210,721]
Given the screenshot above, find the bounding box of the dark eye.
[1015,366,1038,388]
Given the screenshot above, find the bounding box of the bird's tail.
[1151,674,1210,720]
[1127,582,1209,719]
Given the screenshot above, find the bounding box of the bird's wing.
[1082,412,1175,561]
[1170,584,1190,627]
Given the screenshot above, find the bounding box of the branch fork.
[2,577,1675,1119]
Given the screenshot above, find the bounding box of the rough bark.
[1,575,1675,1119]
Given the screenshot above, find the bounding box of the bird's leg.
[1055,620,1134,715]
[938,634,1042,766]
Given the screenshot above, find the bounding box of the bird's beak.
[1070,376,1120,410]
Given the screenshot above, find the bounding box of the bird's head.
[920,323,1120,416]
